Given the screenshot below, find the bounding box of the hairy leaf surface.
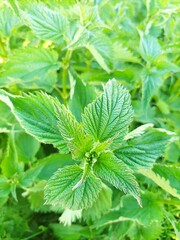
[142,70,162,110]
[55,103,92,159]
[82,79,133,145]
[115,127,172,168]
[0,47,60,91]
[140,34,161,61]
[139,164,180,199]
[86,33,113,73]
[26,4,67,43]
[94,152,141,205]
[45,165,102,210]
[0,92,68,152]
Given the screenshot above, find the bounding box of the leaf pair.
[0,79,172,210]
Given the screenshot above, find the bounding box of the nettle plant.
[0,79,172,212]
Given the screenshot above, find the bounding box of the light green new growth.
[0,79,172,211]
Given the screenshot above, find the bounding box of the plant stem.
[0,37,7,57]
[61,49,72,105]
[21,228,47,240]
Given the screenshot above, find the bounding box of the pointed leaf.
[140,34,161,61]
[25,4,67,43]
[0,91,68,152]
[0,5,19,36]
[45,165,102,210]
[94,152,141,205]
[55,103,92,159]
[86,33,113,73]
[0,47,60,91]
[139,164,180,199]
[113,43,141,64]
[119,192,163,226]
[69,72,97,122]
[115,127,173,168]
[82,79,133,146]
[142,70,162,110]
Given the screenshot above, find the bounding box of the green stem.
[0,37,7,56]
[21,228,47,240]
[72,162,91,191]
[159,199,180,206]
[61,49,73,105]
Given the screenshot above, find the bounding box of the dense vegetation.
[0,0,179,239]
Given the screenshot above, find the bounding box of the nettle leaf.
[140,33,161,62]
[153,164,180,194]
[86,33,113,73]
[25,4,67,43]
[55,103,92,159]
[59,209,82,226]
[83,184,112,221]
[0,5,19,36]
[0,47,60,91]
[0,100,16,133]
[2,131,24,177]
[128,221,162,240]
[50,223,90,240]
[141,70,162,110]
[0,91,68,152]
[69,73,97,122]
[82,79,133,146]
[115,127,172,168]
[119,192,163,226]
[45,165,102,210]
[139,164,180,199]
[94,152,141,205]
[113,43,141,64]
[0,176,11,199]
[2,130,40,178]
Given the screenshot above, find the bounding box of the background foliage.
[0,0,179,239]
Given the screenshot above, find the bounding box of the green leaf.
[139,164,180,199]
[141,70,162,110]
[14,131,40,163]
[113,42,141,64]
[0,5,19,36]
[2,129,39,177]
[0,176,11,198]
[140,33,161,61]
[86,33,113,73]
[20,153,73,188]
[164,210,180,240]
[83,184,112,221]
[115,127,173,168]
[0,47,60,91]
[153,164,180,194]
[156,60,180,75]
[45,165,102,210]
[25,3,67,43]
[69,72,97,122]
[50,223,91,240]
[0,101,16,133]
[59,209,82,226]
[94,152,141,205]
[82,79,133,145]
[127,221,162,240]
[26,180,50,212]
[0,91,68,152]
[55,103,92,159]
[1,131,24,177]
[119,192,163,226]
